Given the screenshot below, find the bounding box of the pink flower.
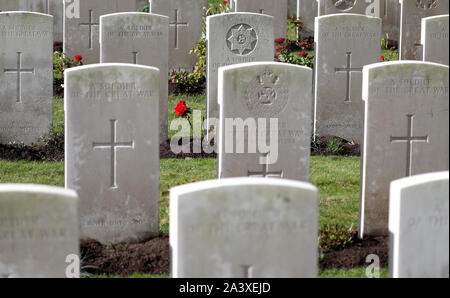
[299,51,308,57]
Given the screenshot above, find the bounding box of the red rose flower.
[299,51,308,57]
[381,55,385,60]
[275,46,285,53]
[174,100,187,117]
[274,37,286,44]
[223,1,228,4]
[298,41,308,47]
[74,55,82,61]
[274,53,279,58]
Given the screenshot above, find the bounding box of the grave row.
[1,171,448,277]
[0,1,448,278]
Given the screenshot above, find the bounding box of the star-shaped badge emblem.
[227,24,257,55]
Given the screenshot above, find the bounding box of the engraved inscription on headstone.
[0,12,53,145]
[206,13,274,134]
[79,10,99,50]
[247,153,284,178]
[334,52,363,103]
[170,178,319,277]
[226,24,258,55]
[390,115,429,177]
[65,64,160,244]
[359,61,449,238]
[314,14,381,144]
[218,62,312,182]
[170,9,188,49]
[92,120,135,188]
[3,52,35,103]
[333,0,356,11]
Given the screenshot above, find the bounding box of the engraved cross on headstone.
[170,9,188,49]
[93,120,134,189]
[3,52,35,103]
[131,51,139,64]
[79,10,99,49]
[390,114,429,177]
[248,153,283,178]
[335,52,363,103]
[241,265,253,278]
[44,0,50,14]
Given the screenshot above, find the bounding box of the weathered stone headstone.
[136,0,149,10]
[170,178,319,278]
[298,0,318,38]
[0,12,53,145]
[0,0,63,42]
[0,184,79,278]
[63,0,137,65]
[100,12,169,143]
[206,13,274,136]
[288,0,297,17]
[421,14,449,65]
[65,64,160,244]
[317,0,367,15]
[314,14,381,144]
[389,171,449,278]
[399,0,449,60]
[376,0,400,44]
[150,0,208,71]
[218,62,312,182]
[234,0,288,39]
[360,61,449,238]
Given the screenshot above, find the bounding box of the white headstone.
[389,171,449,278]
[136,0,149,10]
[150,0,208,71]
[65,64,160,244]
[360,61,449,238]
[376,0,400,44]
[63,0,137,64]
[206,13,274,137]
[170,178,319,278]
[314,13,381,144]
[0,184,79,278]
[288,0,297,17]
[297,0,318,38]
[399,0,449,60]
[421,14,449,65]
[234,0,288,39]
[0,12,53,145]
[0,0,63,42]
[317,0,367,16]
[218,62,312,182]
[100,12,169,143]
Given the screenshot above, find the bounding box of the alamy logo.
[64,0,80,19]
[365,254,380,278]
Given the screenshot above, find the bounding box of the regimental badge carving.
[416,0,438,9]
[247,70,288,117]
[332,0,356,11]
[226,24,258,56]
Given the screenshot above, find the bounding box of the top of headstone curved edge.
[64,63,161,76]
[218,61,313,73]
[0,184,78,201]
[170,177,319,197]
